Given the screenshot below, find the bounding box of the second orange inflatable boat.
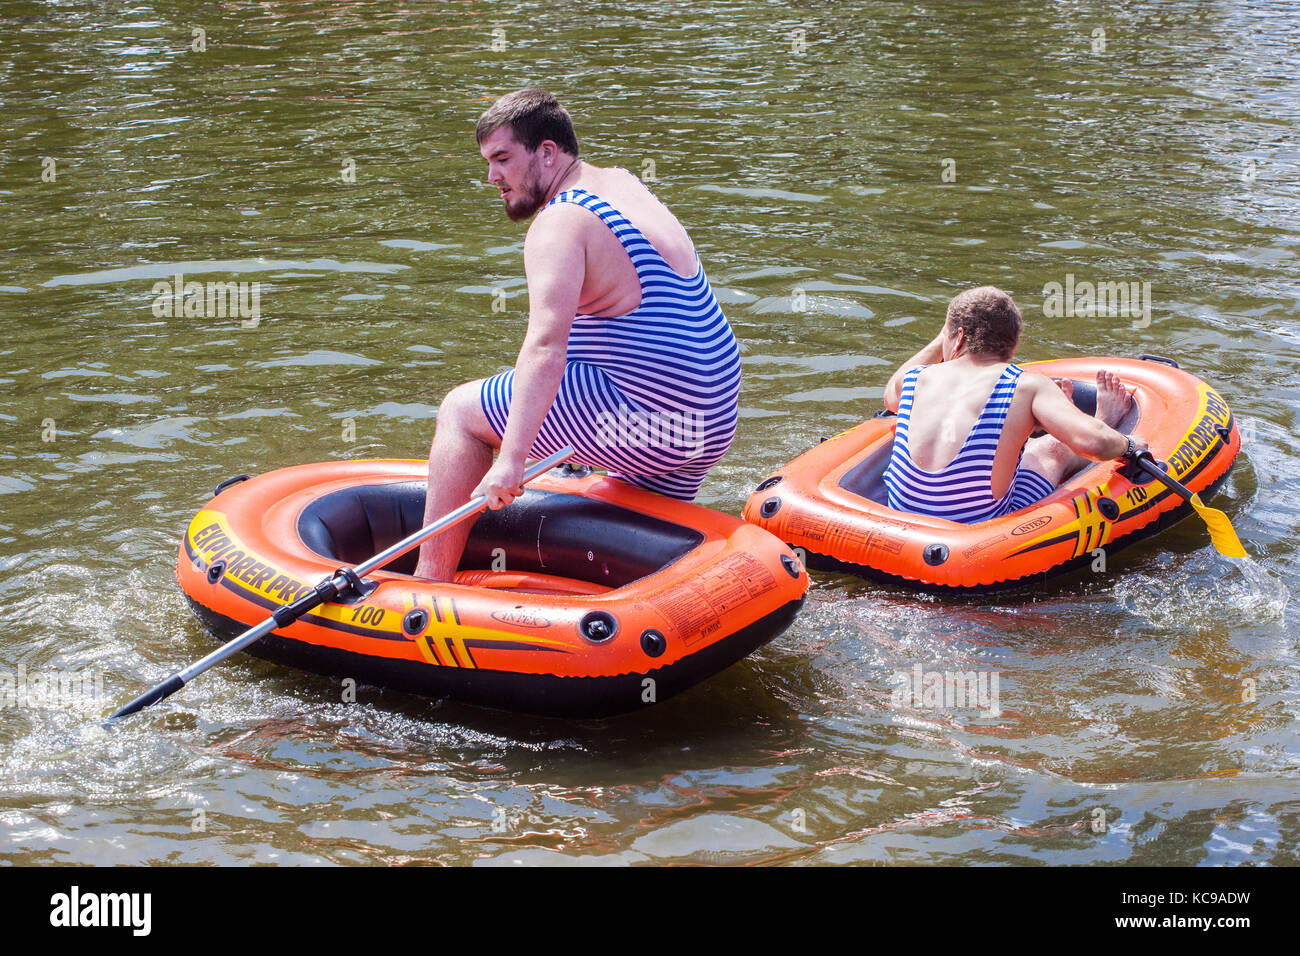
[743,355,1240,593]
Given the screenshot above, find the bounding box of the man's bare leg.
[1022,370,1133,485]
[413,380,500,581]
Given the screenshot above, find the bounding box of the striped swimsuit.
[480,184,742,501]
[881,363,1056,522]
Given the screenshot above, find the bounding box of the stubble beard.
[504,158,548,222]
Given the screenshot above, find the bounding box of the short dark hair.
[946,286,1023,360]
[475,88,580,157]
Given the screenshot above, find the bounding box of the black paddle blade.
[108,675,186,720]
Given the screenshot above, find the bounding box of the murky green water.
[2,0,1297,865]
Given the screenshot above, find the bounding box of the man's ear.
[951,325,966,357]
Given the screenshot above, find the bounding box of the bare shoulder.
[590,162,648,192]
[528,198,595,232]
[525,201,596,251]
[597,166,681,218]
[1018,369,1077,416]
[610,165,659,199]
[1018,369,1056,396]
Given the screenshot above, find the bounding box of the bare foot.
[1094,370,1132,428]
[1053,377,1074,402]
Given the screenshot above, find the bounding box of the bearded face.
[501,153,549,222]
[481,127,554,223]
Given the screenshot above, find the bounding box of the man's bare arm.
[1026,372,1132,460]
[883,331,945,412]
[472,209,584,505]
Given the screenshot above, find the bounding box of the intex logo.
[489,610,550,629]
[50,886,151,936]
[1012,516,1052,535]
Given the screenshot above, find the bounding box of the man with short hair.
[415,88,741,580]
[881,286,1147,522]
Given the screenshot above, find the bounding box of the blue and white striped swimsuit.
[480,185,742,501]
[881,363,1055,522]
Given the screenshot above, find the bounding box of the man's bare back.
[902,360,1136,499]
[527,164,699,318]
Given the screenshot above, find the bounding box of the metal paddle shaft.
[1131,451,1195,500]
[1130,450,1246,558]
[109,446,576,720]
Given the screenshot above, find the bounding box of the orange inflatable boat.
[743,356,1240,593]
[177,460,808,716]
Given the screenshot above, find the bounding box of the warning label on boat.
[826,520,905,556]
[656,552,779,646]
[787,511,828,542]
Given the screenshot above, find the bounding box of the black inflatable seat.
[296,484,704,588]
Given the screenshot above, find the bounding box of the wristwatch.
[1119,434,1136,459]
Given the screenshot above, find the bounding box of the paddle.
[1129,450,1245,558]
[108,445,576,720]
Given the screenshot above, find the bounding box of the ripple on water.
[256,350,382,368]
[41,259,411,287]
[1115,554,1290,635]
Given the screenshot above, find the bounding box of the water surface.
[1,0,1297,865]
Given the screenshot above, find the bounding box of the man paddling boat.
[881,286,1148,523]
[415,89,741,580]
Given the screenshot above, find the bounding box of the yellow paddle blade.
[1189,494,1246,558]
